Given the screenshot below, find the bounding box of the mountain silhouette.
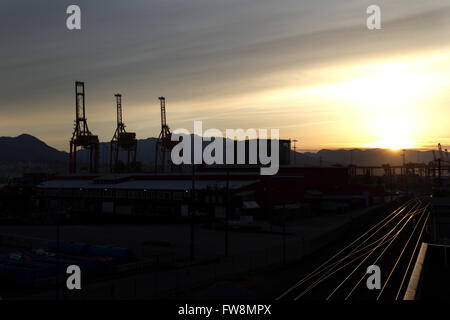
[0,134,68,161]
[0,134,440,167]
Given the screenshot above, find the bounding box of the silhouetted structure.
[155,97,177,172]
[110,94,137,172]
[69,81,99,173]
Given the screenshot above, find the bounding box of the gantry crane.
[154,97,177,172]
[69,81,99,173]
[110,94,137,172]
[431,143,450,178]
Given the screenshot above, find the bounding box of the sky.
[1,0,450,152]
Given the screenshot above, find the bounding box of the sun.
[264,52,448,150]
[364,115,417,150]
[365,138,416,150]
[314,61,436,150]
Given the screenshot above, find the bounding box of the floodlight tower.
[69,81,99,173]
[110,94,137,172]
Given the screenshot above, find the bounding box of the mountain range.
[0,134,441,167]
[0,134,68,162]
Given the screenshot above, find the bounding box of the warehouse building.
[37,166,383,219]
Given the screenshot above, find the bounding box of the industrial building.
[37,166,383,220]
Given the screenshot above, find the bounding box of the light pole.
[55,189,61,300]
[190,164,195,261]
[190,163,195,261]
[282,199,286,265]
[225,168,229,257]
[292,139,298,165]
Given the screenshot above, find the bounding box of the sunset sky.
[1,0,450,152]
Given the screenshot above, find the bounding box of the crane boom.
[159,96,167,129]
[116,94,123,128]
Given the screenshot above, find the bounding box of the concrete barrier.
[404,242,428,300]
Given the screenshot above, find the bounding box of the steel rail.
[277,198,415,299]
[327,203,423,300]
[376,204,429,300]
[294,201,420,300]
[342,204,428,300]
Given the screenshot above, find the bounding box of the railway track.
[277,197,430,300]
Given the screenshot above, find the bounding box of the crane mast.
[69,81,99,173]
[155,97,177,172]
[110,94,137,172]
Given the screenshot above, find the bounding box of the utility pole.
[225,168,229,257]
[282,199,286,265]
[400,149,406,179]
[55,198,61,300]
[438,158,442,186]
[292,139,298,165]
[190,163,195,261]
[390,167,393,202]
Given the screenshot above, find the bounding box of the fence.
[17,201,397,299]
